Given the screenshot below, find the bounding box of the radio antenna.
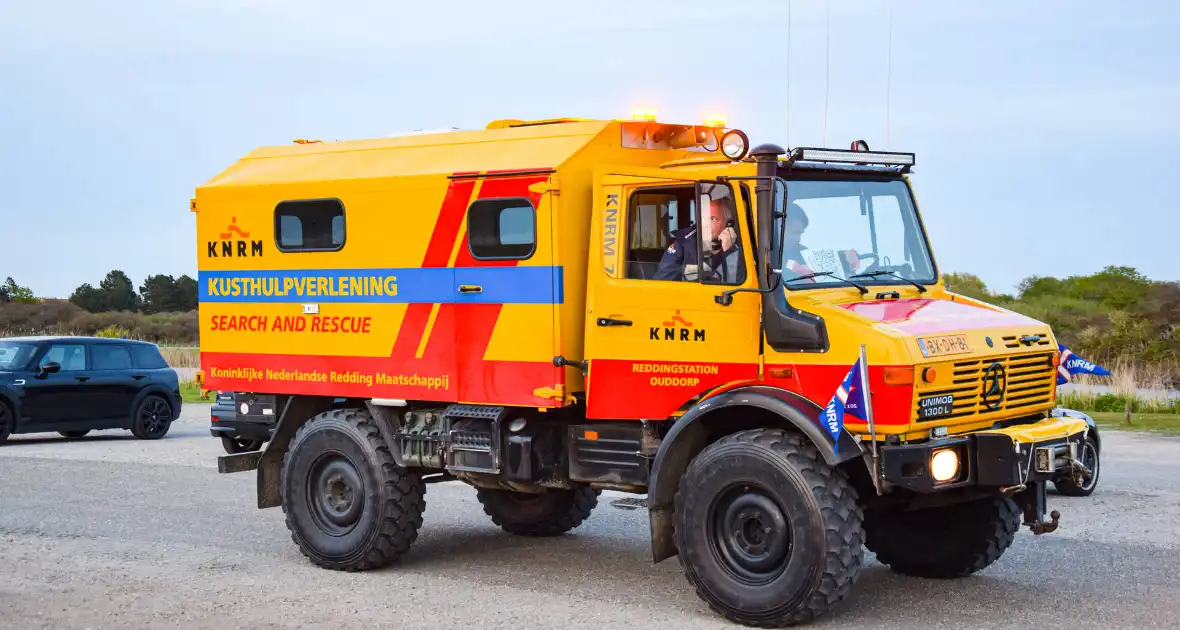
[786,0,792,148]
[885,5,893,149]
[823,1,830,147]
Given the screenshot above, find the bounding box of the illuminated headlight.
[720,130,750,160]
[931,449,960,482]
[240,403,250,415]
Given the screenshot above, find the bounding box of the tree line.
[944,265,1179,381]
[0,271,198,343]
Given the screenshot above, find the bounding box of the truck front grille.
[914,351,1056,421]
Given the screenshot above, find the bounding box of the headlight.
[931,449,960,482]
[720,129,749,160]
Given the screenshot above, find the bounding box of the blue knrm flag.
[1057,344,1111,385]
[823,357,869,453]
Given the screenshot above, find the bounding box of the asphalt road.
[2,405,1180,629]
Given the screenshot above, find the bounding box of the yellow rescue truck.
[194,112,1097,627]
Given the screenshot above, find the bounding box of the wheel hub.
[712,487,792,583]
[309,456,364,534]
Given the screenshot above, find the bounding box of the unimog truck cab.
[195,112,1097,627]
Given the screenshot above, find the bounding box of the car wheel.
[1054,435,1100,497]
[59,430,91,439]
[131,395,172,440]
[221,435,265,454]
[0,402,13,445]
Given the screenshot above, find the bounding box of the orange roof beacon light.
[630,107,658,122]
[195,107,1089,629]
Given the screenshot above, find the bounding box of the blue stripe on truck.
[199,266,564,304]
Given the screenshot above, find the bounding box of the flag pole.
[859,343,881,495]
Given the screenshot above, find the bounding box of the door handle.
[133,375,147,380]
[75,376,89,382]
[596,317,632,327]
[458,285,483,294]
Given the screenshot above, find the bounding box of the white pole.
[859,343,880,494]
[823,1,830,147]
[885,5,893,150]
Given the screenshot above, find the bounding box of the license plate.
[917,334,971,358]
[919,393,955,419]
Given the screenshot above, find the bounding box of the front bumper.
[878,414,1094,493]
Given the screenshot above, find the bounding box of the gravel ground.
[2,404,1180,629]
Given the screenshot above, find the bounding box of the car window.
[130,344,169,369]
[41,344,87,371]
[91,344,133,370]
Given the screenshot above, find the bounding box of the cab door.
[584,172,762,420]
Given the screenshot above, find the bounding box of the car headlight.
[931,448,960,482]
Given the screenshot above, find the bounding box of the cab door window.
[623,183,745,285]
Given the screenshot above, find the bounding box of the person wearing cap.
[655,198,743,282]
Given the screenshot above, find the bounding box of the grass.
[1088,411,1180,436]
[180,380,212,404]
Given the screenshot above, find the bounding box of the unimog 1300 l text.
[193,112,1097,627]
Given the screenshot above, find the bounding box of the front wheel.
[131,395,172,440]
[673,429,864,628]
[1053,436,1100,496]
[281,408,426,571]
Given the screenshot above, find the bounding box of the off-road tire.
[476,486,600,536]
[0,401,13,445]
[281,407,425,571]
[1053,435,1100,497]
[673,428,864,628]
[865,495,1020,579]
[221,435,265,454]
[130,395,172,440]
[59,430,90,438]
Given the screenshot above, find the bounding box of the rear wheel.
[59,430,91,439]
[131,395,172,440]
[281,408,425,571]
[1053,436,1100,497]
[673,429,864,628]
[865,495,1020,579]
[221,435,265,454]
[476,486,600,536]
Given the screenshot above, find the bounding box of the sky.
[2,0,1177,299]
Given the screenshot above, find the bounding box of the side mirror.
[37,362,61,378]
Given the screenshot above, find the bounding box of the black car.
[0,335,183,444]
[210,391,276,454]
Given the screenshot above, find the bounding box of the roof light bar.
[790,146,915,167]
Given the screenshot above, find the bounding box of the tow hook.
[1029,510,1061,535]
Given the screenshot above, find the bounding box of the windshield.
[0,342,38,371]
[772,178,936,290]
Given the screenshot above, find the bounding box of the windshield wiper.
[784,270,868,295]
[849,270,927,293]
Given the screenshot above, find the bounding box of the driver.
[655,198,742,282]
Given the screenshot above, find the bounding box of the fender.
[647,384,864,563]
